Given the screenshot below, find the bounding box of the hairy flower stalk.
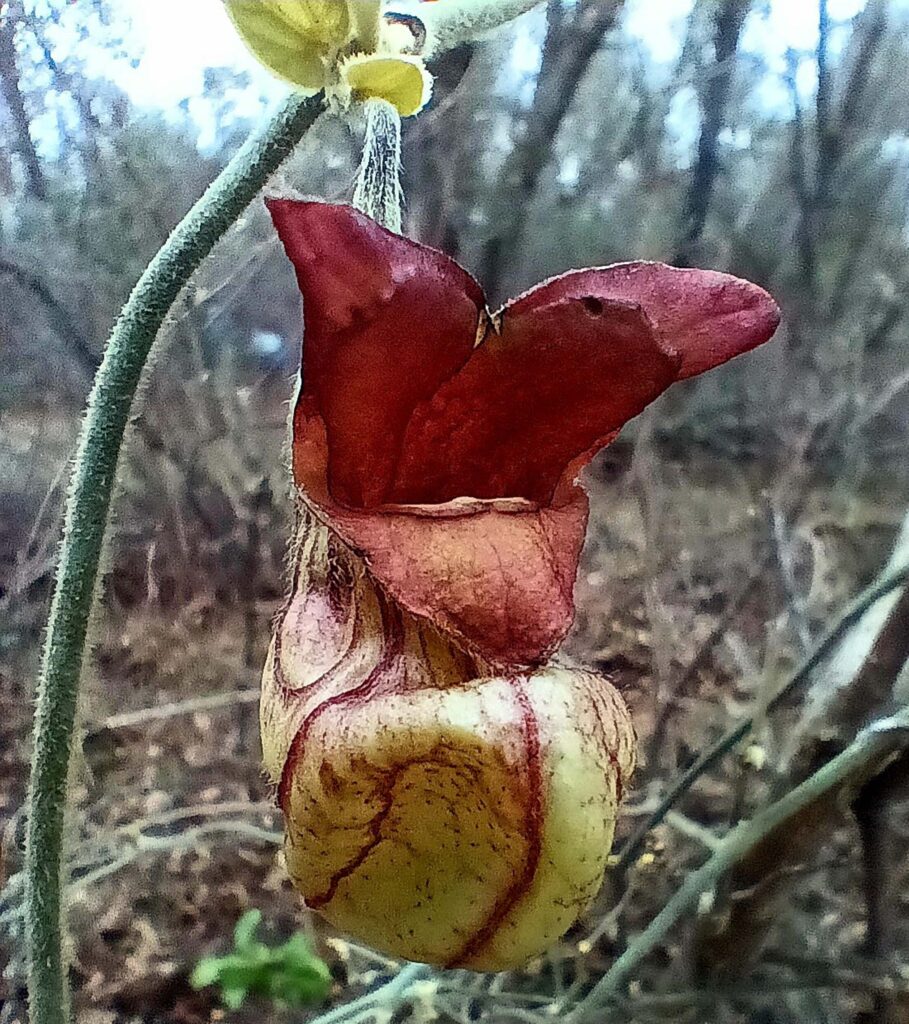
[352,98,404,232]
[259,200,780,969]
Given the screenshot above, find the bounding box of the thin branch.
[616,563,909,872]
[837,0,886,143]
[0,258,99,376]
[569,708,909,1020]
[784,49,817,293]
[607,968,909,1007]
[664,811,723,851]
[675,0,751,265]
[644,409,839,768]
[2,814,284,932]
[690,544,909,971]
[90,687,259,734]
[787,513,909,779]
[645,557,765,765]
[815,0,836,205]
[769,502,812,652]
[853,754,909,1024]
[0,0,46,199]
[477,0,625,300]
[305,963,427,1024]
[67,800,277,864]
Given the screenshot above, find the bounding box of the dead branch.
[87,687,260,736]
[675,0,752,265]
[0,0,46,199]
[0,258,99,375]
[689,509,909,977]
[476,0,625,300]
[571,708,909,1021]
[617,563,909,873]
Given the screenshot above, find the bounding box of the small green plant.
[190,910,332,1011]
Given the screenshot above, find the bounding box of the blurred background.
[2,0,909,1021]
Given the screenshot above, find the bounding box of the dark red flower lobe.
[267,200,779,665]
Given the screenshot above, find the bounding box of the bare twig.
[644,408,841,768]
[664,811,723,851]
[0,0,46,198]
[784,49,817,295]
[616,564,909,872]
[675,0,752,265]
[68,800,276,862]
[788,513,909,777]
[570,709,909,1020]
[89,687,259,735]
[847,368,909,435]
[305,963,427,1024]
[769,503,813,652]
[689,509,909,976]
[853,754,909,1024]
[815,0,835,205]
[477,0,625,300]
[645,558,766,765]
[1,815,283,932]
[0,259,98,375]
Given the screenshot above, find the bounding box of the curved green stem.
[307,963,426,1024]
[25,92,322,1024]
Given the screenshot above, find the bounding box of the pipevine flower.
[260,200,780,969]
[224,1,547,118]
[225,0,432,116]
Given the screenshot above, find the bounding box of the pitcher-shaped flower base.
[261,514,635,970]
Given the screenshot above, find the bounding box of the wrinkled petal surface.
[268,200,780,664]
[516,263,780,380]
[390,294,679,504]
[267,199,484,509]
[291,399,587,665]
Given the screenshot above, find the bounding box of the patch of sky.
[43,0,909,159]
[252,330,284,357]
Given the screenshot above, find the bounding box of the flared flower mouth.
[224,0,433,116]
[267,199,780,666]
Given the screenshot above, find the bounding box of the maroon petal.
[267,199,484,507]
[292,401,586,666]
[271,202,781,665]
[509,262,780,380]
[389,293,679,505]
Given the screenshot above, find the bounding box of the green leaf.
[190,910,332,1011]
[222,987,249,1010]
[232,909,262,952]
[189,958,223,990]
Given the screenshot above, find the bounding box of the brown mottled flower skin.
[259,200,779,970]
[261,516,635,970]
